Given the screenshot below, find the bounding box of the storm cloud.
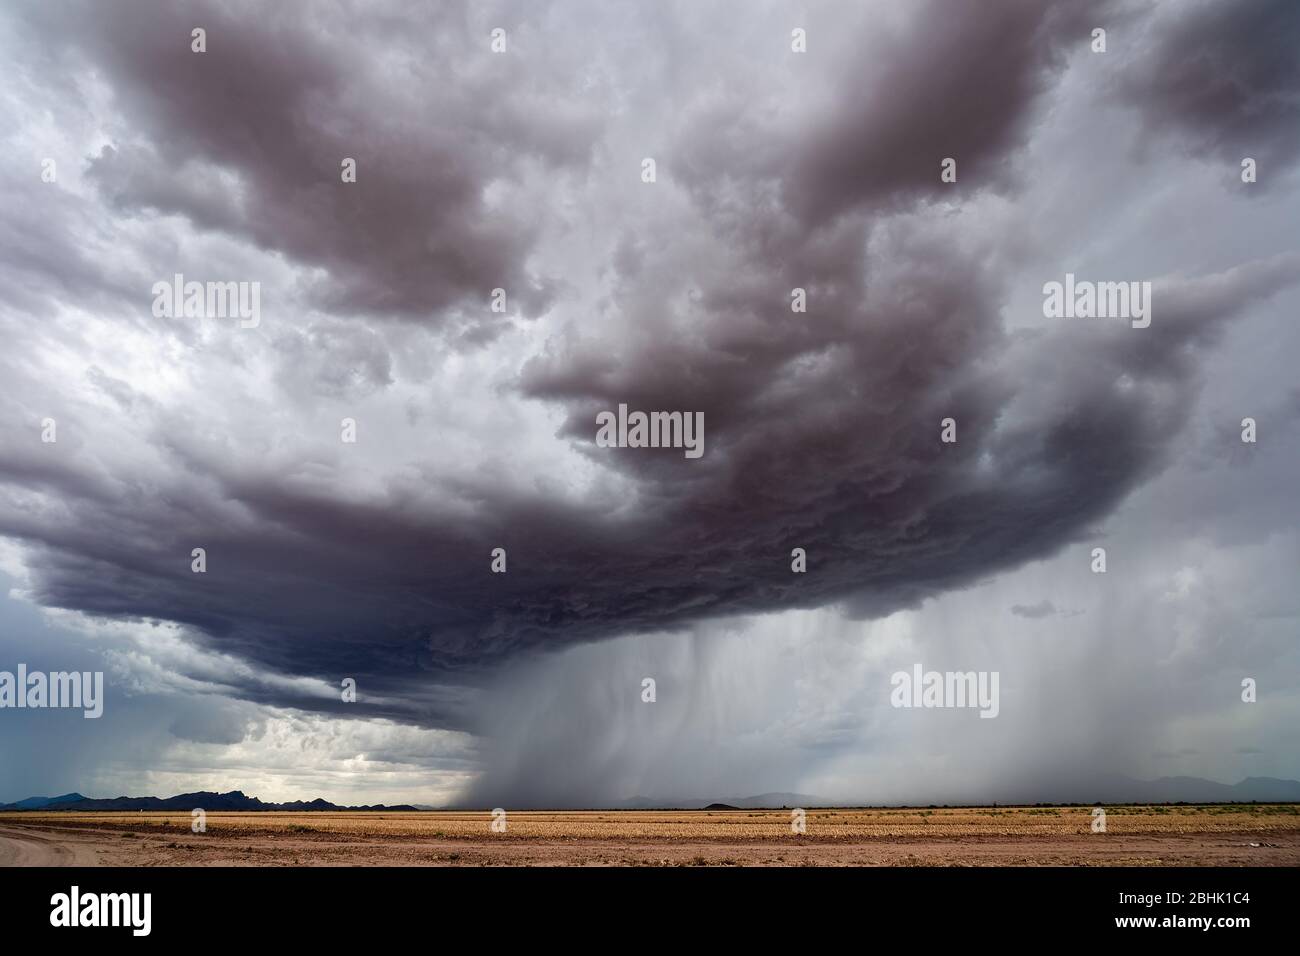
[0,0,1297,804]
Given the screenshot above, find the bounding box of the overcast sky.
[1,0,1297,806]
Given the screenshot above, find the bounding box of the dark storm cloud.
[16,0,596,325]
[785,0,1108,222]
[524,243,1299,636]
[1116,0,1300,173]
[2,0,1298,740]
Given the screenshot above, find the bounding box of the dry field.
[2,805,1297,866]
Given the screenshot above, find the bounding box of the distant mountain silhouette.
[6,776,1298,812]
[608,777,1300,809]
[2,793,87,810]
[612,792,842,809]
[0,789,419,812]
[726,792,828,809]
[1066,775,1300,805]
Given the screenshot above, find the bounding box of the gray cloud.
[1010,601,1058,619]
[0,0,1297,804]
[785,0,1107,221]
[1116,0,1300,174]
[18,0,595,325]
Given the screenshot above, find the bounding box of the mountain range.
[4,776,1299,811]
[587,777,1300,809]
[0,790,419,812]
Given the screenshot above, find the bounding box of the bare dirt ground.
[0,825,100,866]
[2,805,1297,866]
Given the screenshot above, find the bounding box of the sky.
[0,0,1297,807]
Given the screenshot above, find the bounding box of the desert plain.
[1,805,1297,867]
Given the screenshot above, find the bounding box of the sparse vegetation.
[2,806,1297,867]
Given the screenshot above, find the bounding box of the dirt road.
[0,825,101,866]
